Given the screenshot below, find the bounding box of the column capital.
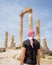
[20,13,23,17]
[29,9,32,13]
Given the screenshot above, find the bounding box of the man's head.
[27,29,35,38]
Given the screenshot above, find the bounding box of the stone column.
[17,14,23,47]
[9,35,14,48]
[13,43,16,47]
[28,10,33,30]
[36,18,40,42]
[36,18,45,53]
[42,37,49,50]
[4,32,8,48]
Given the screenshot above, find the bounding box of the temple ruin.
[0,7,52,55]
[4,32,8,48]
[9,35,15,49]
[42,37,49,51]
[36,18,40,42]
[17,8,33,47]
[17,7,52,55]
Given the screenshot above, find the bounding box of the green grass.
[16,47,21,49]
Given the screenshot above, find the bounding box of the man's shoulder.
[23,39,29,44]
[33,39,40,49]
[33,39,40,44]
[23,39,29,42]
[22,39,29,46]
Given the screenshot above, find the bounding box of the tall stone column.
[42,37,49,51]
[17,14,23,47]
[4,32,8,48]
[13,43,16,47]
[36,18,44,53]
[9,35,14,48]
[36,18,40,42]
[28,10,33,30]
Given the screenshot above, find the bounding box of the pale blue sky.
[0,0,52,50]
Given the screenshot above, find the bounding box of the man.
[20,29,40,65]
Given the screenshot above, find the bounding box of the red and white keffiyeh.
[27,29,35,48]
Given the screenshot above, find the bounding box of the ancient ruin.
[9,35,15,48]
[0,7,52,55]
[42,37,49,51]
[17,8,33,47]
[0,48,6,52]
[36,18,40,42]
[4,32,8,48]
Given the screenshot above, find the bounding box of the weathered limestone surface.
[20,8,32,15]
[13,43,16,47]
[41,37,52,55]
[28,11,33,30]
[36,18,40,42]
[9,35,14,48]
[17,15,23,47]
[35,18,46,54]
[1,8,52,55]
[4,32,8,48]
[0,48,6,52]
[42,37,49,51]
[17,7,33,47]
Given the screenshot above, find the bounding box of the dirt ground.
[0,49,52,65]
